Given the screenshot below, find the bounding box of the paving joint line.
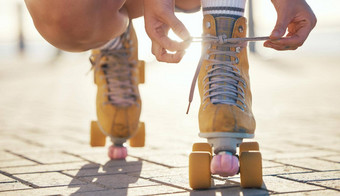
[138,176,191,192]
[0,170,40,188]
[276,175,340,192]
[270,188,328,195]
[59,171,108,189]
[128,155,175,169]
[62,151,101,165]
[266,159,322,172]
[10,135,44,147]
[5,150,44,165]
[314,156,340,164]
[144,191,188,196]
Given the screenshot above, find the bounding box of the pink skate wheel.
[108,145,127,160]
[211,152,239,177]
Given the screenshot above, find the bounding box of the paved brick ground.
[0,50,339,195]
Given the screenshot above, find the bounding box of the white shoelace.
[186,35,269,114]
[90,48,139,107]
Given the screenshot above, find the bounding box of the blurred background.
[0,0,339,146]
[1,0,339,63]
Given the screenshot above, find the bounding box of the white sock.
[201,0,246,18]
[98,37,122,50]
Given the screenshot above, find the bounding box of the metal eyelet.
[236,47,241,53]
[206,22,211,29]
[238,26,244,33]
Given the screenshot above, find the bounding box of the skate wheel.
[192,143,212,154]
[90,121,106,147]
[138,61,145,84]
[189,152,211,189]
[239,151,262,188]
[211,153,239,177]
[108,145,127,160]
[129,122,145,147]
[239,142,259,154]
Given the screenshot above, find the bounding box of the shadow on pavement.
[68,159,143,195]
[189,180,269,196]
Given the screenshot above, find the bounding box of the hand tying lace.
[186,35,269,114]
[90,49,139,107]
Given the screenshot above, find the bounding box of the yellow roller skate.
[188,15,262,189]
[90,22,145,160]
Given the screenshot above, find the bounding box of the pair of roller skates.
[89,16,262,189]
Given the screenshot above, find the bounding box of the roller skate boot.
[89,22,145,160]
[188,15,262,189]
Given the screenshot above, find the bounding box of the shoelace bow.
[90,47,139,107]
[186,35,269,114]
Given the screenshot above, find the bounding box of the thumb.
[168,15,190,41]
[271,14,290,40]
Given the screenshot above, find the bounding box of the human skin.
[144,0,317,63]
[264,0,317,50]
[25,0,316,57]
[24,0,200,52]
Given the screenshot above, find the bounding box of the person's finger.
[264,41,298,51]
[270,12,291,40]
[271,23,312,47]
[167,14,191,42]
[152,42,185,63]
[147,24,189,52]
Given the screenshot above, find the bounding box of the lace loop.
[91,47,138,107]
[186,36,269,114]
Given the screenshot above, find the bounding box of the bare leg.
[175,0,201,11]
[24,0,143,52]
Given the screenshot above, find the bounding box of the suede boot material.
[198,15,256,135]
[91,23,142,139]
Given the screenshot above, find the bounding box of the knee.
[26,0,127,52]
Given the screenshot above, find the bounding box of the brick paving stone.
[2,161,97,175]
[150,174,191,190]
[82,174,158,189]
[279,171,340,183]
[13,151,84,164]
[64,161,167,177]
[150,174,235,190]
[0,184,104,196]
[309,180,340,190]
[318,155,340,163]
[0,174,15,183]
[0,182,31,192]
[0,151,20,161]
[262,160,284,168]
[0,159,37,168]
[263,166,312,176]
[14,172,86,187]
[76,153,139,165]
[139,154,189,168]
[263,150,338,160]
[74,185,185,196]
[261,176,322,193]
[172,187,271,196]
[277,189,340,196]
[128,167,187,179]
[275,158,340,171]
